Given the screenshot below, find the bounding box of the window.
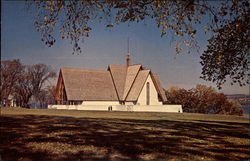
[146,82,150,105]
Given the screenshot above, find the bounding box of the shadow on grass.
[0,114,249,161]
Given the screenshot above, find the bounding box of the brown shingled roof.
[126,70,150,101]
[57,64,166,103]
[61,67,118,101]
[122,65,141,100]
[108,64,127,100]
[151,74,167,103]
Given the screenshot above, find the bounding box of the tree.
[26,0,250,88]
[192,84,216,113]
[227,100,243,116]
[200,13,250,89]
[35,85,57,107]
[1,60,56,107]
[14,72,33,107]
[47,85,56,98]
[0,60,23,105]
[27,64,56,100]
[165,87,199,113]
[165,84,243,116]
[10,62,56,107]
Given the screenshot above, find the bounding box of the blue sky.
[1,1,248,94]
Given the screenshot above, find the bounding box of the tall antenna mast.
[126,37,131,66]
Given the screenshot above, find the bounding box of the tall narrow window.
[146,82,150,105]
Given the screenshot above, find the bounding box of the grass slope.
[0,107,249,161]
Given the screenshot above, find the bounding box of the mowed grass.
[0,108,249,161]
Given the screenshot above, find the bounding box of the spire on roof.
[126,53,131,66]
[126,37,131,66]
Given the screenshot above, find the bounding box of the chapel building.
[54,55,167,106]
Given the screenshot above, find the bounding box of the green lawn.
[0,107,249,161]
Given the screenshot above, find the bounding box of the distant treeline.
[226,94,250,106]
[165,85,243,116]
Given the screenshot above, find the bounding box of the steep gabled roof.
[126,70,150,101]
[54,70,66,101]
[151,74,167,103]
[57,64,166,103]
[61,67,118,101]
[122,65,141,100]
[108,64,127,100]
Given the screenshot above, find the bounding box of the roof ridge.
[125,70,150,101]
[122,65,143,100]
[108,64,127,67]
[130,64,142,66]
[108,65,127,101]
[60,67,118,101]
[108,64,142,67]
[151,74,167,103]
[61,67,108,73]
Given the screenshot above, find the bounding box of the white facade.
[48,104,183,113]
[136,75,163,105]
[82,101,120,105]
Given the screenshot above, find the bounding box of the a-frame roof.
[109,64,142,101]
[126,70,150,101]
[60,67,118,101]
[151,74,167,102]
[108,64,127,100]
[57,64,167,103]
[122,65,141,100]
